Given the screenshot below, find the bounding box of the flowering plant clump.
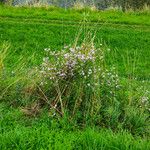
[39,42,121,122]
[41,44,100,81]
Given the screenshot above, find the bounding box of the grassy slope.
[0,6,150,149]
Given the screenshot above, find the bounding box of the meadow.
[0,5,150,149]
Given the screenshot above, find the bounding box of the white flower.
[76,46,80,50]
[64,45,69,49]
[48,68,53,71]
[81,71,85,76]
[87,83,91,87]
[98,68,101,71]
[89,69,92,72]
[141,96,149,104]
[88,69,92,75]
[69,48,75,53]
[80,55,85,60]
[116,85,120,89]
[90,49,95,54]
[43,57,49,62]
[44,48,50,52]
[59,73,66,77]
[11,71,15,74]
[64,53,70,58]
[40,82,44,85]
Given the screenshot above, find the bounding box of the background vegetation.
[1,0,150,11]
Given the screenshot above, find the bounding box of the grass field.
[0,6,150,149]
[0,6,150,78]
[0,102,150,150]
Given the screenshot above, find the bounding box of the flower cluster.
[140,90,150,111]
[40,43,100,82]
[40,43,120,95]
[101,68,120,94]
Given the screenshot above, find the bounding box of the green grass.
[0,6,150,149]
[0,5,150,25]
[0,7,150,78]
[0,103,150,150]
